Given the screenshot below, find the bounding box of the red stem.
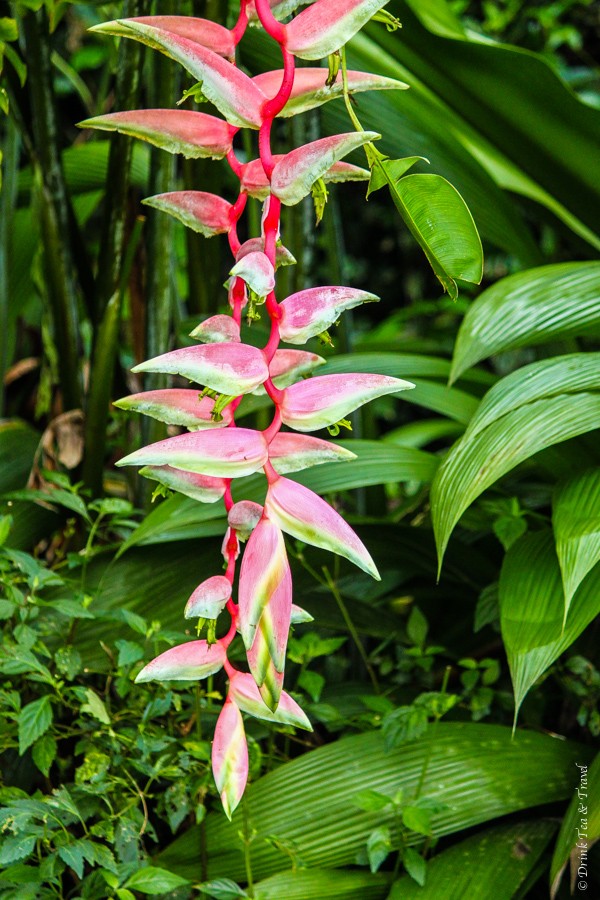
[231,1,249,45]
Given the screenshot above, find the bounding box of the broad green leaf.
[5,487,90,522]
[370,166,482,299]
[124,866,191,894]
[401,847,426,887]
[384,419,463,449]
[18,696,53,755]
[18,141,150,197]
[0,420,40,493]
[367,826,392,872]
[366,3,600,248]
[58,843,87,879]
[80,689,110,725]
[199,878,248,899]
[500,531,600,720]
[432,392,600,565]
[366,156,425,196]
[461,353,600,437]
[389,819,556,899]
[158,723,589,882]
[0,834,37,866]
[550,752,600,899]
[32,734,57,777]
[553,469,600,614]
[451,262,600,381]
[254,869,388,900]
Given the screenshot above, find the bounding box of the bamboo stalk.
[21,8,82,411]
[0,119,19,417]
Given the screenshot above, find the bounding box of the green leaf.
[500,531,600,720]
[18,696,53,755]
[366,155,425,196]
[0,420,40,494]
[401,847,427,887]
[199,878,248,899]
[32,734,57,777]
[451,262,600,381]
[553,469,600,616]
[352,790,393,813]
[158,723,590,882]
[550,752,600,898]
[353,3,600,251]
[367,826,392,873]
[80,689,110,725]
[0,835,38,867]
[389,819,556,898]
[297,670,325,703]
[57,843,86,880]
[5,487,90,522]
[402,806,432,836]
[124,866,191,894]
[431,391,600,565]
[0,17,18,42]
[253,869,388,900]
[406,606,428,647]
[115,639,145,668]
[378,169,483,298]
[459,353,600,436]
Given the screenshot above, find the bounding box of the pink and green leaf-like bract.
[93,0,413,818]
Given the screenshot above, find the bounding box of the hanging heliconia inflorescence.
[84,0,414,818]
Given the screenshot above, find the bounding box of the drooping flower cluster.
[86,0,413,818]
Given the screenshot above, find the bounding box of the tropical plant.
[1,0,599,897]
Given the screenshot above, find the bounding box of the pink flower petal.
[265,475,380,579]
[94,20,267,128]
[286,0,391,60]
[238,516,291,651]
[131,342,269,396]
[279,286,379,345]
[229,671,312,730]
[113,389,232,429]
[230,251,275,298]
[135,639,226,683]
[228,501,264,541]
[268,349,326,389]
[189,315,241,344]
[271,132,379,206]
[184,575,232,619]
[212,699,248,820]
[117,428,269,478]
[92,15,236,59]
[143,191,233,237]
[79,110,236,160]
[247,0,312,22]
[236,237,296,268]
[241,141,374,204]
[253,68,408,118]
[280,372,414,431]
[269,432,356,474]
[138,465,226,503]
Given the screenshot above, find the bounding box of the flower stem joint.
[90,0,414,818]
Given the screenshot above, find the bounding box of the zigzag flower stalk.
[86,0,414,818]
